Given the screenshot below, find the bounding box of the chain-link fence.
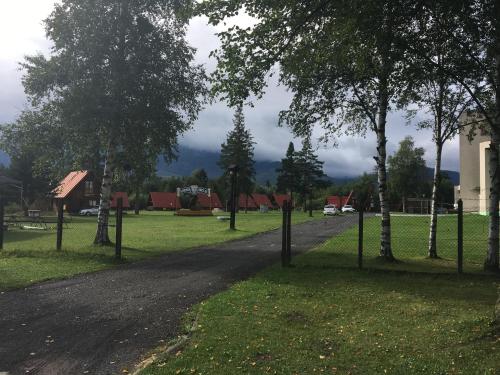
[284,198,499,275]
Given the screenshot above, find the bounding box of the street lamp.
[308,183,313,217]
[228,164,239,230]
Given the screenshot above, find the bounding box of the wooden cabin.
[51,170,99,213]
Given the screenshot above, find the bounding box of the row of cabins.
[147,192,292,210]
[51,170,353,213]
[51,170,295,213]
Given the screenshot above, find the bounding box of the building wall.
[457,115,489,212]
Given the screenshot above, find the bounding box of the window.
[84,180,94,195]
[89,200,97,207]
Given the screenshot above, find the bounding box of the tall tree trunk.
[428,142,442,258]
[485,125,500,271]
[376,76,394,260]
[134,183,140,215]
[94,145,115,245]
[485,15,500,272]
[402,196,406,213]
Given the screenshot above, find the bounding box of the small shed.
[51,170,99,213]
[273,193,294,209]
[239,193,258,210]
[111,192,130,209]
[148,192,180,210]
[251,193,274,209]
[326,191,353,208]
[197,192,223,210]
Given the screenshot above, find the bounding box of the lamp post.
[228,164,239,230]
[308,184,313,217]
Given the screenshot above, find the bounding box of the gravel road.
[0,214,360,375]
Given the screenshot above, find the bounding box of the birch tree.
[200,0,416,260]
[411,0,499,271]
[20,0,206,245]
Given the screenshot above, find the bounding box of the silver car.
[342,205,356,213]
[323,205,339,216]
[79,207,99,216]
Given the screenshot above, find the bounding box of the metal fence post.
[281,200,288,267]
[115,197,123,260]
[457,199,463,274]
[56,199,63,251]
[286,200,292,265]
[0,198,4,250]
[358,207,364,269]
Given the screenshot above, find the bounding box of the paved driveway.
[0,214,360,375]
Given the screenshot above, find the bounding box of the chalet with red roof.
[51,170,99,213]
[111,192,131,209]
[326,191,353,208]
[251,193,274,209]
[196,192,223,210]
[148,192,180,210]
[239,193,258,210]
[273,193,294,209]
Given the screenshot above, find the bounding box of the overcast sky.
[0,1,459,177]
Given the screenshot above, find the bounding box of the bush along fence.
[282,198,499,275]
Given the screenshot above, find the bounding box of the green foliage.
[218,104,256,195]
[387,137,427,206]
[276,142,297,193]
[12,0,206,191]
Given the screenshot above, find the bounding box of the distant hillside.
[425,167,459,185]
[156,146,282,184]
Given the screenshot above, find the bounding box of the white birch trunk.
[485,15,500,272]
[94,145,115,245]
[376,76,394,260]
[428,143,442,258]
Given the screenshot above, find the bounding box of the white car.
[342,205,356,213]
[323,205,339,216]
[79,207,99,216]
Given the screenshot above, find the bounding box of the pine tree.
[218,104,256,212]
[276,142,298,194]
[295,136,325,210]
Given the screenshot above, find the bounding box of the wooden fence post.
[0,198,4,250]
[281,200,288,267]
[115,197,123,260]
[56,199,63,251]
[286,200,292,265]
[457,199,463,274]
[358,207,364,269]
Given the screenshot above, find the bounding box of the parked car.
[79,207,99,216]
[341,205,356,213]
[323,204,339,216]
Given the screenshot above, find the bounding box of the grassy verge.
[330,214,490,273]
[141,236,500,375]
[0,210,318,291]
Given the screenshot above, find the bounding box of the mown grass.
[0,210,318,291]
[327,213,490,273]
[141,237,500,375]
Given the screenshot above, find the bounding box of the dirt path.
[0,215,360,375]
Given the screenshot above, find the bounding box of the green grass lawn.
[141,243,500,375]
[329,213,491,273]
[0,210,317,291]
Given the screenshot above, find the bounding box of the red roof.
[197,192,223,209]
[273,194,293,208]
[239,194,257,209]
[111,192,130,208]
[326,196,351,207]
[149,192,180,209]
[51,170,89,199]
[251,193,274,208]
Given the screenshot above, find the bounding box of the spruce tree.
[218,104,256,212]
[295,136,325,210]
[276,142,298,194]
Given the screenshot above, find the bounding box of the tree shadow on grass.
[260,252,499,306]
